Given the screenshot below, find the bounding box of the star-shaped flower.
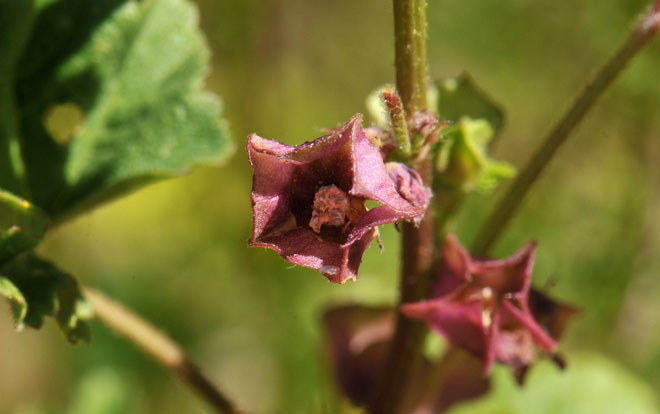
[401,235,559,378]
[247,114,430,283]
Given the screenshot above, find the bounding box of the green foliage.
[0,254,92,343]
[0,190,48,265]
[449,354,660,414]
[0,1,33,195]
[70,368,142,414]
[437,73,505,135]
[0,0,232,342]
[14,0,232,219]
[436,117,515,192]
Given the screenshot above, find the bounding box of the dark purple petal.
[247,134,297,240]
[252,227,376,283]
[401,299,490,365]
[431,234,472,298]
[322,305,395,406]
[528,289,579,341]
[470,241,536,300]
[419,348,490,413]
[501,300,556,352]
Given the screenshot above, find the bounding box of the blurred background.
[2,0,660,412]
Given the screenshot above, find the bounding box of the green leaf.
[449,353,660,414]
[436,117,515,193]
[437,73,505,135]
[0,254,91,343]
[15,0,233,219]
[0,189,49,265]
[0,276,27,325]
[0,1,33,195]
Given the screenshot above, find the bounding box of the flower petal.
[470,241,536,298]
[501,300,557,352]
[251,228,375,283]
[247,134,297,240]
[431,234,473,298]
[401,299,489,363]
[350,123,426,214]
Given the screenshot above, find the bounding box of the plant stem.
[393,0,428,113]
[471,5,660,256]
[83,287,240,414]
[368,1,433,413]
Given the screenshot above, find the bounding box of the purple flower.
[247,114,430,283]
[322,304,490,411]
[402,235,560,377]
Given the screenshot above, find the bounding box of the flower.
[401,235,560,378]
[322,304,490,411]
[322,304,395,406]
[247,114,430,283]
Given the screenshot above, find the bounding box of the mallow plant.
[1,0,660,413]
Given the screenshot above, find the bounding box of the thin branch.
[471,5,660,255]
[83,287,240,414]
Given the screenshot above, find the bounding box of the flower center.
[309,185,352,233]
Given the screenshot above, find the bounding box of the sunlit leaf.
[0,190,48,265]
[15,0,233,219]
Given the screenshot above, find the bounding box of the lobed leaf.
[15,0,233,219]
[0,254,91,344]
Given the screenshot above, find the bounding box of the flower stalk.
[368,1,433,413]
[472,3,660,256]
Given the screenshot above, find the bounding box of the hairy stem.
[83,287,240,414]
[471,5,660,255]
[393,0,428,113]
[368,1,432,413]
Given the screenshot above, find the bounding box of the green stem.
[83,287,241,414]
[471,5,660,255]
[368,1,432,413]
[393,0,429,113]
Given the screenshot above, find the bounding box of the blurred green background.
[2,0,660,412]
